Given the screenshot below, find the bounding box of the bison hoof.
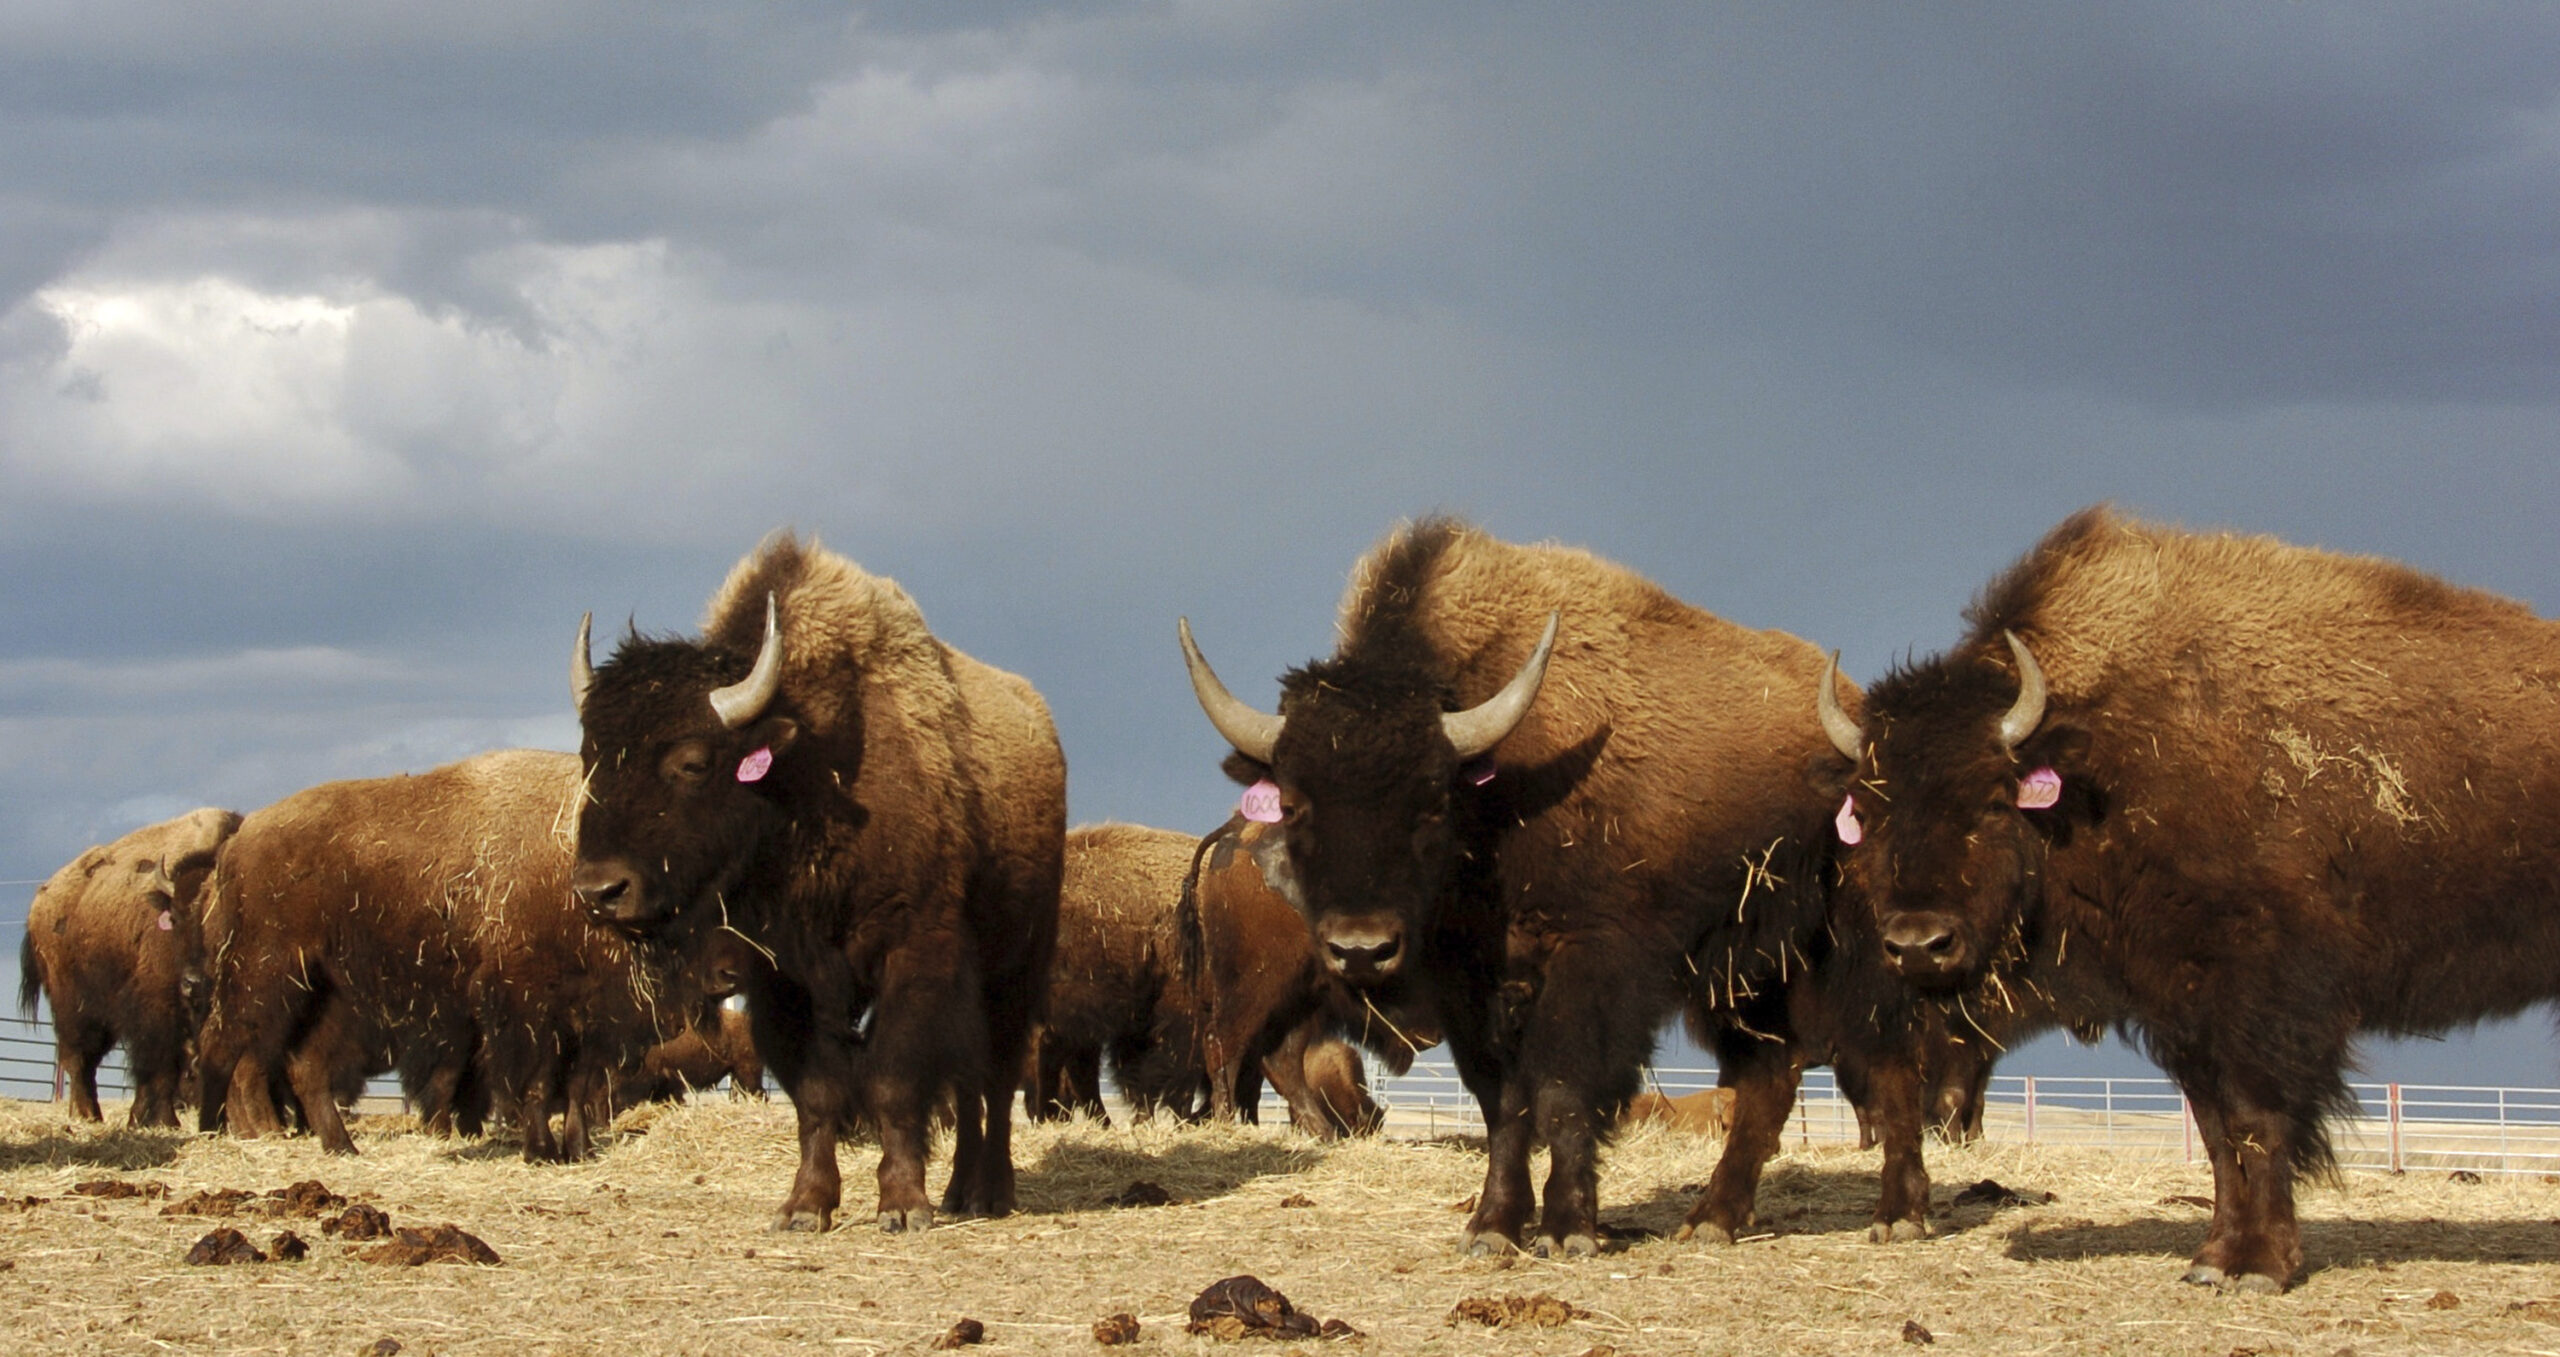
[1459,1230,1517,1257]
[879,1206,935,1234]
[772,1209,830,1233]
[2186,1263,2282,1295]
[1868,1218,1930,1244]
[1534,1233,1599,1259]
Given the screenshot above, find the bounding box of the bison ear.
[1803,750,1857,802]
[744,716,800,763]
[1220,750,1271,788]
[2016,720,2102,829]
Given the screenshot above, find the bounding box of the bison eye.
[662,742,714,784]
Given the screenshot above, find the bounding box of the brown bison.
[1029,823,1206,1124]
[1031,820,1406,1137]
[568,533,1064,1232]
[188,749,694,1160]
[1180,816,1435,1136]
[1179,517,1943,1255]
[19,807,240,1126]
[621,1001,767,1105]
[1830,505,2560,1292]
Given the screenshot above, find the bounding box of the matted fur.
[19,807,238,1127]
[189,750,693,1162]
[1203,517,1949,1255]
[574,531,1065,1232]
[1032,823,1205,1122]
[1849,504,2560,1289]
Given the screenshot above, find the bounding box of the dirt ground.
[5,1096,2560,1356]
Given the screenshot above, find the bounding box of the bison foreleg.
[1850,1051,1932,1242]
[1462,1086,1538,1255]
[2181,1089,2303,1293]
[1681,1038,1800,1244]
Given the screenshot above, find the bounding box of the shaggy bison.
[1831,505,2560,1291]
[569,533,1064,1232]
[188,749,694,1160]
[1179,517,1941,1254]
[19,807,240,1126]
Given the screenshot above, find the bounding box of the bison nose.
[1320,923,1404,984]
[572,861,651,928]
[1880,912,1971,981]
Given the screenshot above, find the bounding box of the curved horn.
[572,612,595,716]
[1816,651,1863,761]
[1178,617,1282,764]
[1442,611,1559,761]
[1996,629,2048,752]
[708,594,785,730]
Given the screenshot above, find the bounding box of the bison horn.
[1442,611,1559,761]
[1179,617,1283,765]
[708,594,785,730]
[572,612,595,716]
[1996,629,2048,752]
[1816,651,1862,761]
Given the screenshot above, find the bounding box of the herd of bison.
[19,504,2560,1296]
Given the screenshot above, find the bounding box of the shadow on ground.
[0,1122,189,1172]
[1600,1160,2061,1250]
[1016,1134,1329,1213]
[2006,1210,2560,1279]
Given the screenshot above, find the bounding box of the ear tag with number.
[736,746,774,784]
[2017,766,2062,810]
[1239,779,1283,824]
[1835,794,1863,845]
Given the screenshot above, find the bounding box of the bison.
[1180,816,1435,1136]
[621,999,767,1105]
[19,807,240,1126]
[1029,823,1209,1124]
[187,749,696,1160]
[568,532,1064,1232]
[1178,517,1943,1254]
[1829,505,2560,1292]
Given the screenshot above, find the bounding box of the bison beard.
[1180,518,1950,1255]
[570,533,1064,1232]
[1843,505,2560,1292]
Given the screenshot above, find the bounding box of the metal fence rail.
[11,1012,2559,1177]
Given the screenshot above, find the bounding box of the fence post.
[2387,1083,2402,1174]
[2023,1076,2036,1144]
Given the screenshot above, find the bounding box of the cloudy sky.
[4,2,2557,1085]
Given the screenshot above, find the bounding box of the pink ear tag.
[2017,766,2062,810]
[736,746,774,784]
[1239,779,1283,824]
[1834,794,1863,846]
[156,910,174,931]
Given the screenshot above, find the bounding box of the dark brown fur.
[571,533,1064,1232]
[1190,518,1943,1254]
[620,1004,766,1104]
[1848,505,2560,1290]
[19,808,239,1127]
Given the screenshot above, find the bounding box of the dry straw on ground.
[4,1095,2560,1354]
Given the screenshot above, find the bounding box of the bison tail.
[17,930,42,1021]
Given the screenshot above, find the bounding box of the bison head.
[1179,612,1556,986]
[568,597,800,936]
[1821,631,2095,992]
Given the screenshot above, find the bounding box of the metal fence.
[13,1011,2560,1177]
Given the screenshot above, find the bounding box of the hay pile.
[4,1096,2559,1354]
